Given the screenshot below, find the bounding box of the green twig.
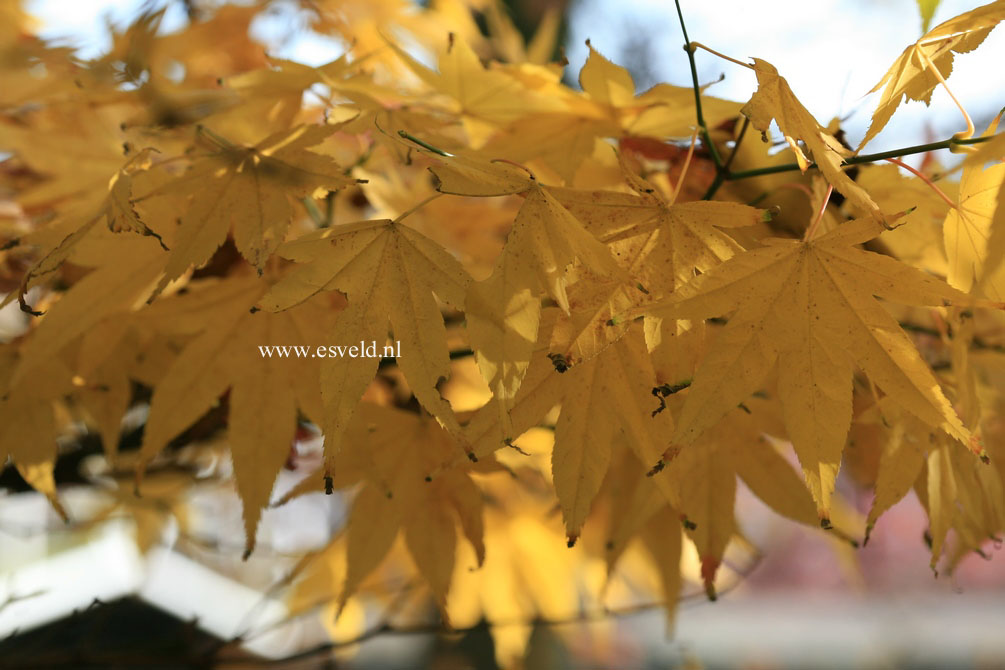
[397,130,450,157]
[301,198,325,227]
[702,116,750,199]
[673,0,723,170]
[726,135,992,181]
[671,3,994,204]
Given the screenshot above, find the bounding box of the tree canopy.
[2,0,1005,666]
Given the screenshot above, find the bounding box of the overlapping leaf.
[138,277,331,555]
[260,217,471,466]
[646,216,988,520]
[861,0,1005,150]
[742,58,882,220]
[153,123,360,290]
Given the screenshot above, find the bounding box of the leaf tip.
[566,535,578,548]
[701,557,719,601]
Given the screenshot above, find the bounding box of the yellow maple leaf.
[860,0,1005,150]
[332,404,487,621]
[647,216,989,520]
[0,347,74,520]
[386,34,566,145]
[12,234,167,384]
[945,122,1005,299]
[137,277,331,555]
[260,217,471,466]
[549,174,763,300]
[742,58,882,221]
[543,156,762,363]
[152,123,360,291]
[465,185,622,427]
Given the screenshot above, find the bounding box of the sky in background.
[26,0,1005,157]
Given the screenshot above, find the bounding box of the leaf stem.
[392,193,444,223]
[917,47,974,140]
[689,42,755,70]
[803,184,832,242]
[884,158,957,210]
[671,128,699,204]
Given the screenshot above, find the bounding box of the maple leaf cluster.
[2,0,1005,664]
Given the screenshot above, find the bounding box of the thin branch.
[726,135,991,181]
[703,116,749,200]
[722,116,750,173]
[673,0,723,169]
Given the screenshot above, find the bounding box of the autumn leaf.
[945,121,1005,299]
[137,277,331,556]
[547,156,764,360]
[12,234,167,383]
[742,58,882,221]
[260,216,471,467]
[0,347,73,520]
[646,216,987,520]
[5,0,1005,657]
[151,123,361,291]
[464,184,622,424]
[860,0,1005,150]
[386,34,566,145]
[331,404,488,620]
